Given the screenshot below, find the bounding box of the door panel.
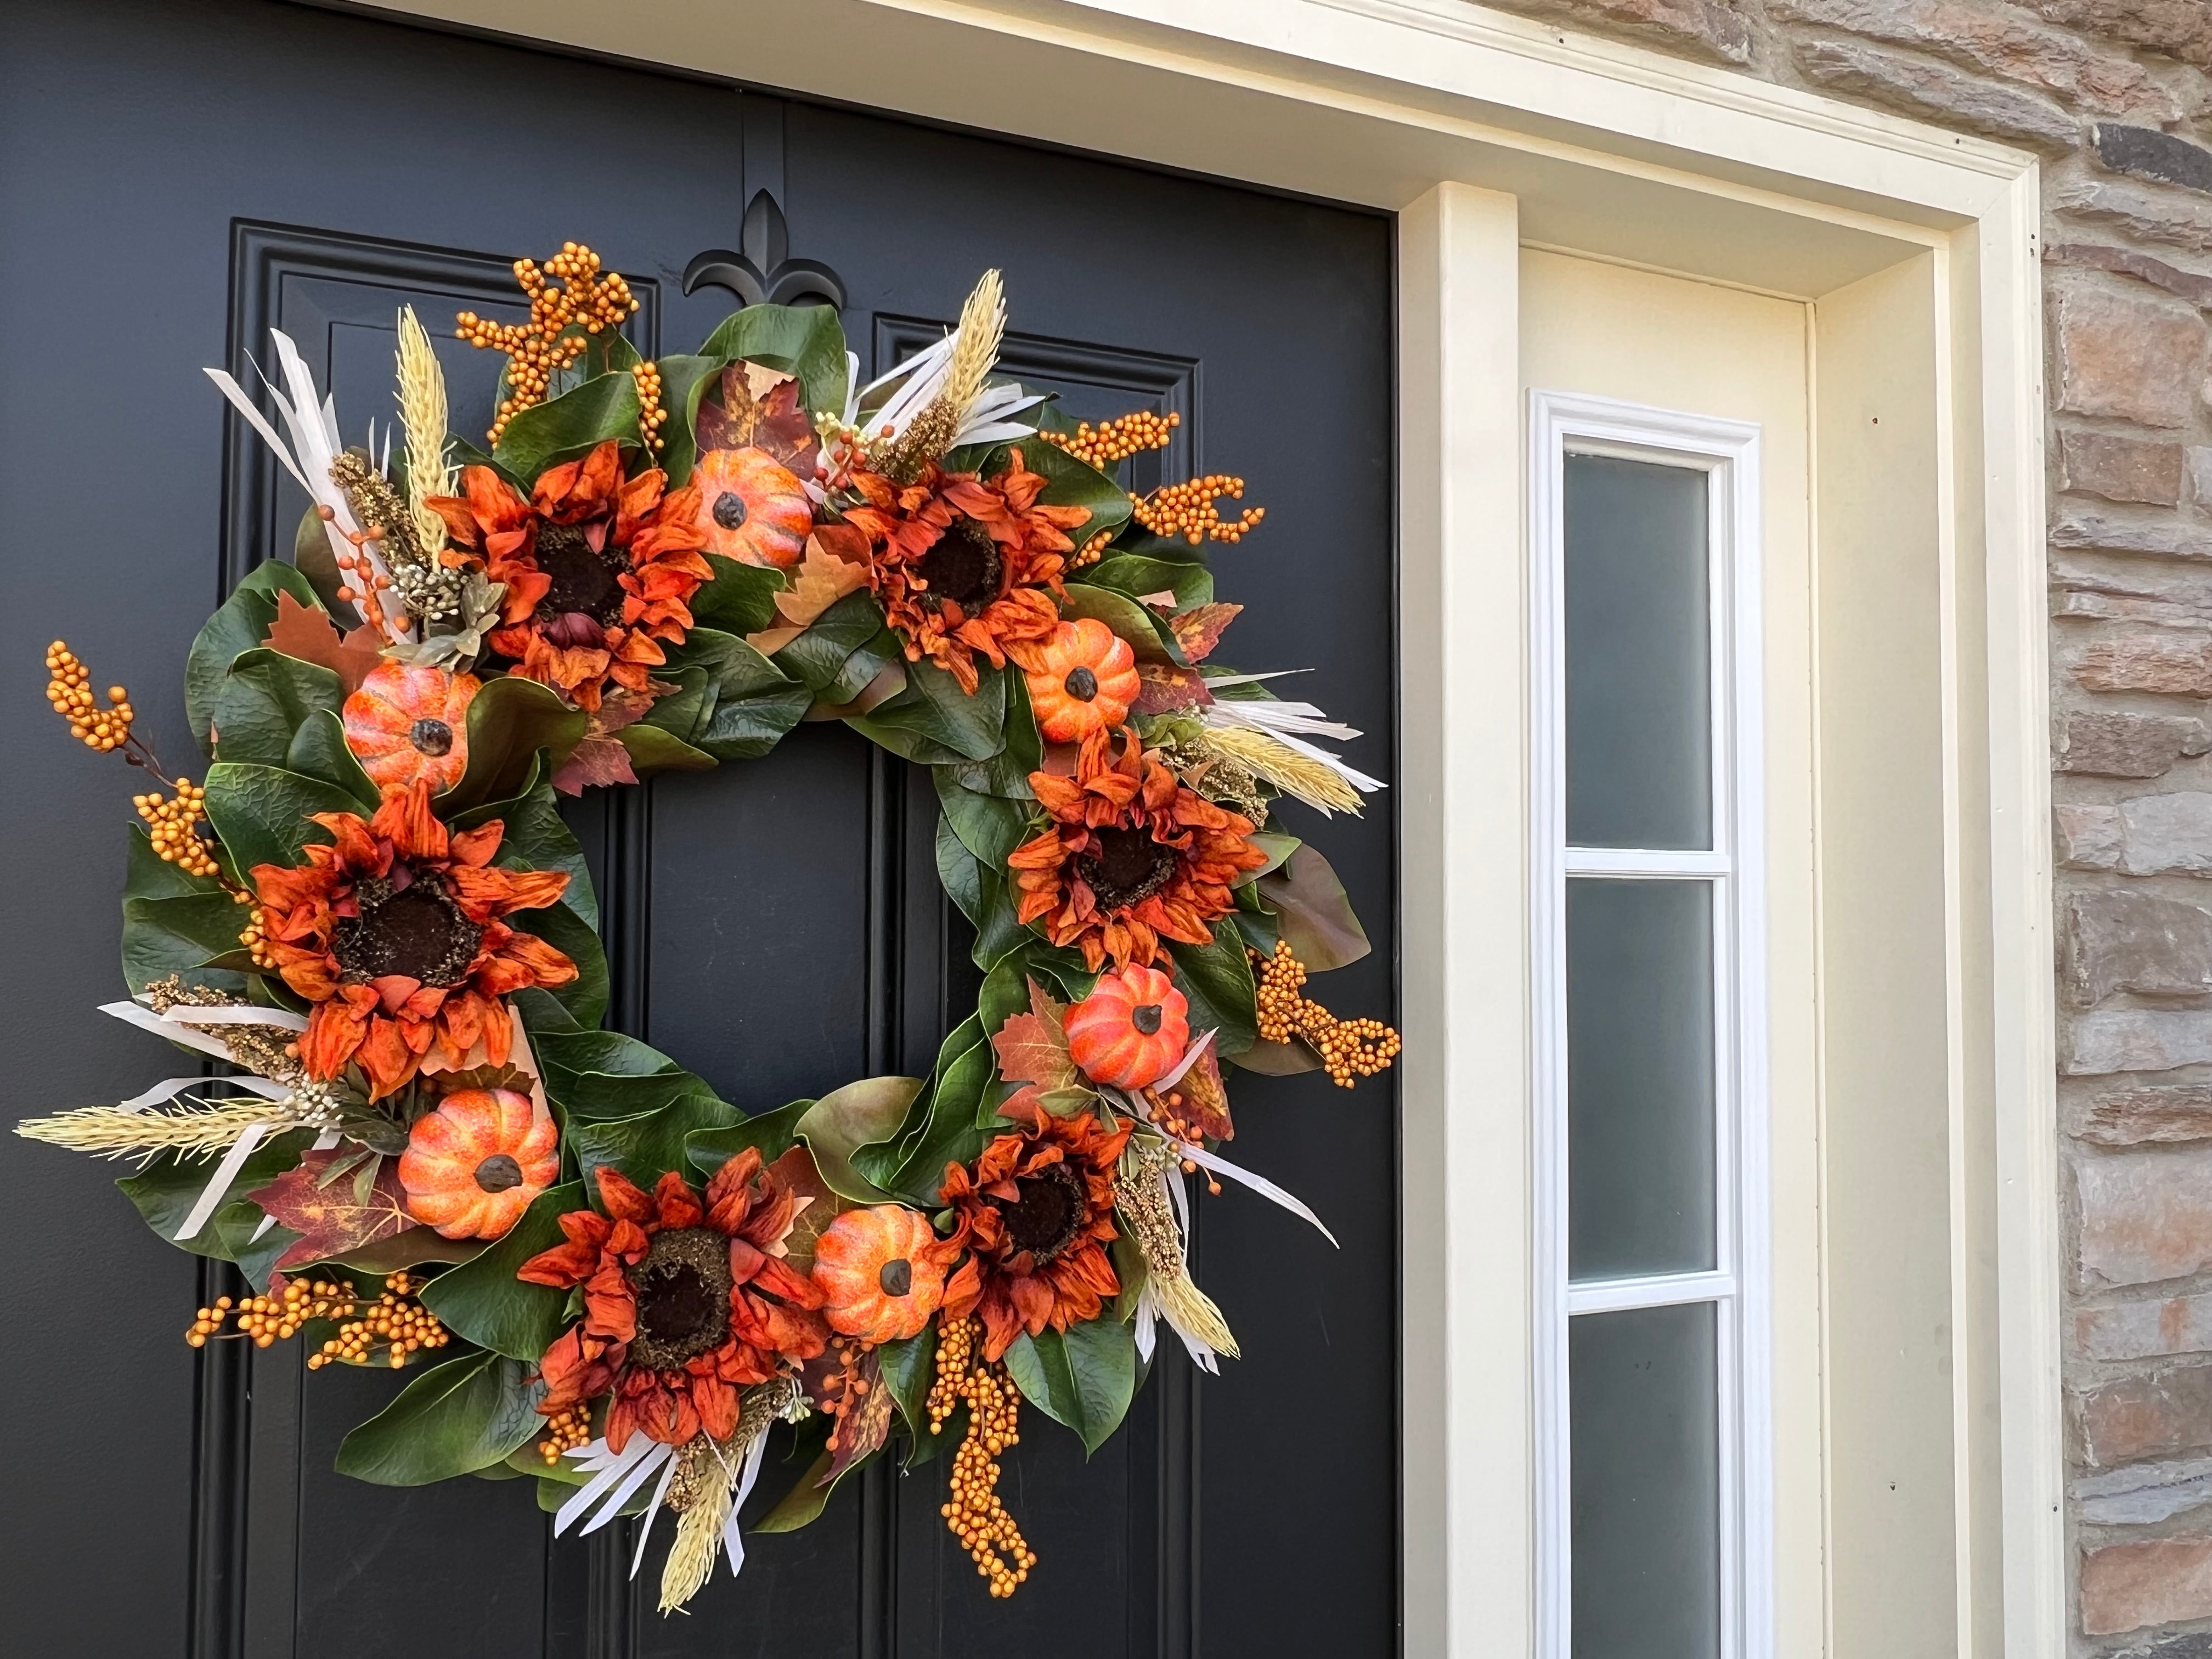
[0,3,1396,1655]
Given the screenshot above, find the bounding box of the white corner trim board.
[360,3,2057,1654]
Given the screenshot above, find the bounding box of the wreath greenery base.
[19,251,1397,1612]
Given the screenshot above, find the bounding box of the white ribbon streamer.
[1152,1029,1216,1095]
[1178,1142,1338,1247]
[162,1004,309,1031]
[554,1436,665,1537]
[721,1424,773,1578]
[628,1450,682,1578]
[174,1121,269,1242]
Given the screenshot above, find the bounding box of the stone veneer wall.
[1463,0,2212,1650]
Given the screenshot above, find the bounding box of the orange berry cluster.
[631,359,667,452]
[309,1272,451,1370]
[927,1316,1035,1598]
[45,641,134,752]
[1071,528,1113,569]
[457,242,640,442]
[538,1403,592,1465]
[817,1334,879,1454]
[133,781,219,878]
[236,895,277,970]
[317,501,404,643]
[187,1278,357,1350]
[1140,1084,1218,1189]
[1251,940,1402,1088]
[1040,408,1179,470]
[1132,475,1264,545]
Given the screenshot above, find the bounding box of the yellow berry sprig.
[134,781,219,879]
[1131,473,1264,546]
[310,1271,450,1370]
[1251,939,1401,1088]
[185,1273,451,1372]
[48,640,234,880]
[928,1316,1036,1598]
[458,242,640,443]
[45,641,135,753]
[538,1404,592,1465]
[631,359,666,452]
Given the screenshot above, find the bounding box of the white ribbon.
[721,1425,773,1579]
[174,1122,268,1242]
[1178,1142,1337,1247]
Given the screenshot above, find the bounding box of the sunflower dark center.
[625,1226,733,1370]
[997,1161,1086,1265]
[877,1257,913,1297]
[1063,666,1099,702]
[533,522,628,627]
[1132,1003,1164,1035]
[333,872,481,989]
[409,718,454,757]
[712,490,749,529]
[1076,826,1179,912]
[915,517,1001,610]
[473,1153,523,1193]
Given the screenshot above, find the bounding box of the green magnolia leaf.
[860,1020,991,1201]
[125,821,221,902]
[815,629,902,710]
[437,676,587,817]
[326,1227,484,1276]
[934,770,1034,869]
[334,1348,546,1486]
[543,1061,722,1127]
[1013,436,1132,546]
[510,899,608,1031]
[187,561,322,755]
[210,648,345,768]
[655,352,726,489]
[690,554,787,636]
[293,504,359,623]
[1258,844,1371,972]
[947,667,1043,799]
[420,1182,583,1361]
[122,891,253,995]
[617,720,717,776]
[674,628,813,760]
[566,1091,742,1188]
[936,815,984,927]
[1003,1319,1137,1456]
[855,658,1007,763]
[774,589,888,695]
[1059,584,1182,664]
[795,1076,922,1204]
[284,709,382,809]
[686,1099,811,1176]
[535,1029,681,1078]
[1243,831,1301,884]
[1085,554,1214,609]
[1167,918,1260,1057]
[493,371,643,484]
[202,761,364,876]
[878,1327,938,1437]
[696,303,851,416]
[116,1131,313,1259]
[752,1444,839,1534]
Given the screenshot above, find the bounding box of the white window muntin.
[1528,390,1771,1659]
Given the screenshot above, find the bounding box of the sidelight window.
[1530,393,1771,1659]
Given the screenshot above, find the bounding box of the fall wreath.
[19,252,1397,1611]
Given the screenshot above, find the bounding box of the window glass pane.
[1570,1301,1722,1659]
[1565,453,1711,849]
[1567,878,1716,1279]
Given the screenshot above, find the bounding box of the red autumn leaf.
[1169,602,1241,663]
[1131,661,1212,716]
[262,590,384,693]
[695,364,821,476]
[249,1149,417,1271]
[1171,1043,1235,1143]
[552,734,640,795]
[991,978,1077,1092]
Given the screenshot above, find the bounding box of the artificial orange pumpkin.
[342,660,479,792]
[1020,617,1141,743]
[397,1086,557,1240]
[690,444,814,569]
[811,1204,949,1343]
[1065,963,1190,1089]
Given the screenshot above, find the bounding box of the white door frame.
[366,2,2056,1651]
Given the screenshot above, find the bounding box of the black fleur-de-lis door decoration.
[682,188,846,310]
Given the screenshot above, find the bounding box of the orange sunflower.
[428,439,710,712]
[940,1097,1129,1362]
[249,780,578,1098]
[1007,729,1270,970]
[843,445,1090,694]
[517,1156,828,1453]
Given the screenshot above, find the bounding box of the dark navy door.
[0,2,1398,1654]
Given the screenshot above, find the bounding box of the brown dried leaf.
[552,734,641,795]
[251,1149,415,1271]
[821,1347,893,1484]
[1169,602,1241,663]
[1174,1044,1235,1142]
[767,1143,839,1275]
[1131,661,1212,716]
[262,590,383,694]
[695,363,820,476]
[748,528,870,655]
[991,978,1077,1091]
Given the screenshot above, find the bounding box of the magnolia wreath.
[19,252,1398,1612]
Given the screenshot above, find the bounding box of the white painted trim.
[1529,390,1771,1659]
